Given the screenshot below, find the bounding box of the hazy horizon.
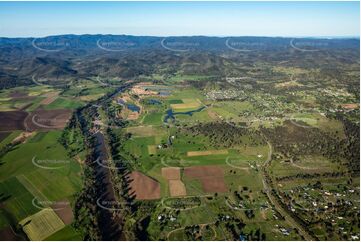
[1,34,360,39]
[0,1,359,38]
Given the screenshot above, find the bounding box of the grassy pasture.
[170,99,202,111]
[126,125,166,137]
[0,131,82,202]
[270,155,342,177]
[142,112,164,125]
[44,97,84,110]
[0,177,40,225]
[45,225,82,240]
[0,131,21,149]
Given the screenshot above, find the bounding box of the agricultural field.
[0,33,359,241]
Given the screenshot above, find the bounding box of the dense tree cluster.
[186,122,265,148]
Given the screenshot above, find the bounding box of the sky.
[0,1,359,38]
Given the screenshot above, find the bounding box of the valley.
[0,35,359,241]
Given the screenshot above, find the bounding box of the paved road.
[261,140,315,241]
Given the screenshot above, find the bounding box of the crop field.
[0,129,82,239]
[20,208,65,241]
[25,109,72,131]
[0,32,359,241]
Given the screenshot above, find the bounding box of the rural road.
[261,140,315,241]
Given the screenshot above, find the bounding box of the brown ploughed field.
[128,171,161,200]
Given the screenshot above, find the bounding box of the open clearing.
[128,171,161,200]
[40,92,59,105]
[162,167,181,180]
[187,149,228,157]
[168,180,187,197]
[170,98,202,110]
[126,125,165,137]
[147,145,157,155]
[20,208,65,241]
[340,103,359,109]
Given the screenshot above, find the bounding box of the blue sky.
[0,1,359,37]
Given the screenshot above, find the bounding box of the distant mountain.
[0,35,359,88]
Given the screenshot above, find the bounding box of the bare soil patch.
[51,200,74,225]
[341,103,359,109]
[128,171,161,200]
[184,165,227,193]
[9,91,28,98]
[200,177,227,193]
[162,167,181,180]
[127,111,139,120]
[40,92,59,105]
[187,149,228,157]
[12,132,34,144]
[169,180,187,197]
[207,109,221,121]
[0,111,28,131]
[184,165,224,178]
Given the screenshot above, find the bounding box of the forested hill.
[0,35,359,89]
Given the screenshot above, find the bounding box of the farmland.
[0,35,359,241]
